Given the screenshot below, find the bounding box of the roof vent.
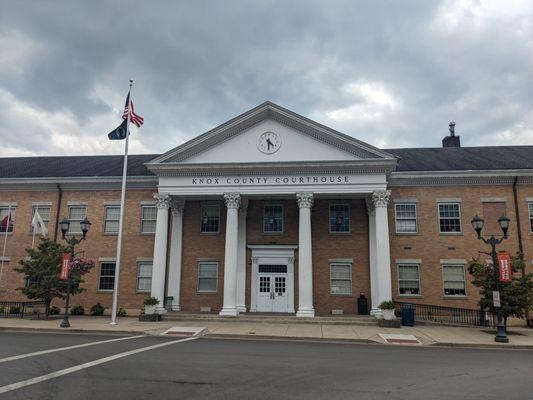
[442,121,461,147]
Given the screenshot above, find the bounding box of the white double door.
[256,264,289,313]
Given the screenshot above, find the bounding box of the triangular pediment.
[147,102,397,171]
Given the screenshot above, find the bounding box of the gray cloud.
[1,0,532,157]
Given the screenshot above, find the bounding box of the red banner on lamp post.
[497,251,512,283]
[59,253,71,280]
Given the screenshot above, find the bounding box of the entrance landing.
[163,312,378,326]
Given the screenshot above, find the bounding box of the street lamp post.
[59,216,91,328]
[470,214,510,343]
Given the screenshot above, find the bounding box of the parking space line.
[0,336,198,395]
[0,335,146,364]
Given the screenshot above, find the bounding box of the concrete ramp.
[379,333,421,345]
[161,326,207,337]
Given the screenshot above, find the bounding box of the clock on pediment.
[257,131,281,154]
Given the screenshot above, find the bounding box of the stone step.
[162,313,378,326]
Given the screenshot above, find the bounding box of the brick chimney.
[442,121,461,147]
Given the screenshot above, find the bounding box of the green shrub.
[70,305,85,315]
[378,300,395,310]
[90,303,105,316]
[9,306,21,314]
[142,297,159,306]
[49,306,60,315]
[117,307,127,317]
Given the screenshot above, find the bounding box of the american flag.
[122,92,144,127]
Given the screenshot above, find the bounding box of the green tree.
[14,238,94,318]
[469,253,533,327]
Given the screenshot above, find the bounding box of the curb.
[205,333,374,344]
[428,342,533,350]
[0,326,144,336]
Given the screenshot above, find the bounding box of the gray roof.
[0,146,532,179]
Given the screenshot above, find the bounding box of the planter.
[139,314,162,322]
[144,305,156,315]
[382,309,396,320]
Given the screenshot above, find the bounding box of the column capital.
[371,190,391,208]
[296,192,314,208]
[153,193,171,209]
[365,196,375,215]
[224,192,241,209]
[239,198,249,216]
[170,198,185,216]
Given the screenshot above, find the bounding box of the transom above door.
[257,265,289,313]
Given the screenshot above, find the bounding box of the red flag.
[0,213,11,232]
[59,253,71,280]
[497,252,512,283]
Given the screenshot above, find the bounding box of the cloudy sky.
[1,0,532,157]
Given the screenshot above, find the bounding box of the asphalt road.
[0,331,531,400]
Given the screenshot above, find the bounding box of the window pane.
[198,278,217,292]
[0,207,16,233]
[199,262,217,278]
[331,264,351,279]
[443,265,466,296]
[438,203,461,232]
[68,206,87,233]
[263,205,283,233]
[142,206,157,220]
[141,206,157,233]
[331,280,351,295]
[32,206,51,231]
[396,219,417,233]
[137,262,152,291]
[330,264,352,295]
[198,262,218,292]
[105,206,120,220]
[201,204,219,233]
[99,262,116,290]
[330,203,350,233]
[528,203,533,232]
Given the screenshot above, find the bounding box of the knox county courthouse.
[0,102,532,317]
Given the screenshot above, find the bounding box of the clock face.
[257,131,281,154]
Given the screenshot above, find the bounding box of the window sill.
[197,291,218,295]
[200,232,220,236]
[329,231,351,235]
[96,290,114,294]
[263,232,284,235]
[395,232,419,236]
[0,233,14,236]
[398,294,422,298]
[443,295,468,299]
[330,293,354,297]
[140,232,156,235]
[103,232,118,236]
[439,232,463,236]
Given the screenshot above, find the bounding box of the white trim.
[480,197,507,203]
[328,258,354,263]
[263,203,284,234]
[0,256,10,262]
[197,260,219,293]
[98,257,116,262]
[526,197,533,202]
[393,198,418,203]
[328,201,351,234]
[440,259,467,265]
[441,263,467,297]
[397,263,421,297]
[396,258,422,264]
[136,257,153,262]
[437,202,462,234]
[103,201,121,205]
[140,201,156,205]
[200,202,221,234]
[329,262,353,296]
[31,201,52,206]
[67,201,88,206]
[0,202,17,206]
[394,202,418,234]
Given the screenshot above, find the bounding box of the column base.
[219,308,239,317]
[171,304,181,312]
[296,308,315,318]
[236,305,247,313]
[370,308,383,318]
[155,306,167,315]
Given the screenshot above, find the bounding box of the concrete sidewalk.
[1,316,532,348]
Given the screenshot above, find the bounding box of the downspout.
[512,177,525,276]
[53,184,63,242]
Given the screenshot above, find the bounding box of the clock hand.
[266,138,273,150]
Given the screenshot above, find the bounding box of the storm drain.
[161,326,208,337]
[379,333,421,345]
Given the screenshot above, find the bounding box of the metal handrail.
[0,301,46,319]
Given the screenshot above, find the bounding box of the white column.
[151,193,170,314]
[371,190,393,312]
[236,199,248,313]
[366,198,379,315]
[220,192,241,316]
[167,198,185,311]
[296,192,314,318]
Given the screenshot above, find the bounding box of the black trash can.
[357,293,369,315]
[401,304,415,327]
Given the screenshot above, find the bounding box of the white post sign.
[492,291,501,307]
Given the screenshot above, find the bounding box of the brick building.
[0,102,532,316]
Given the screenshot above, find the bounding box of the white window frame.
[31,205,51,235]
[394,203,418,234]
[397,264,421,296]
[438,202,462,234]
[329,202,350,234]
[0,206,16,234]
[136,261,152,292]
[263,204,284,234]
[442,264,467,297]
[67,205,87,234]
[103,205,120,234]
[329,263,352,296]
[98,261,116,291]
[140,205,157,234]
[528,202,533,233]
[197,261,218,293]
[200,203,220,234]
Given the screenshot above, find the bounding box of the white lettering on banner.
[191,176,350,186]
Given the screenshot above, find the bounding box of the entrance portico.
[146,102,397,317]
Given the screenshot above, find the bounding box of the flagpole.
[110,79,133,325]
[0,204,12,291]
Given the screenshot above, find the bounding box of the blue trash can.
[401,304,415,327]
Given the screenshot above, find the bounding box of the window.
[197,261,218,293]
[263,204,283,233]
[329,203,350,233]
[31,206,51,234]
[398,264,420,295]
[141,206,157,233]
[330,263,352,295]
[24,276,38,288]
[0,206,16,233]
[98,262,116,291]
[443,264,466,296]
[136,261,152,292]
[104,206,120,234]
[68,206,87,234]
[395,203,417,233]
[527,202,533,232]
[438,203,461,233]
[200,203,220,233]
